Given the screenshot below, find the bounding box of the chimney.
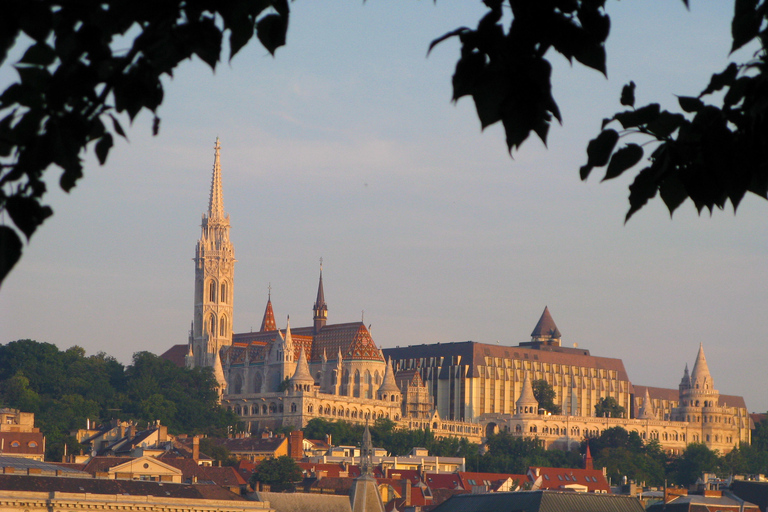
[325,433,332,446]
[289,430,304,459]
[401,479,412,506]
[192,435,200,461]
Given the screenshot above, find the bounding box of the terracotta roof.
[429,488,469,508]
[457,472,526,491]
[0,474,246,500]
[309,476,355,494]
[528,467,610,493]
[297,462,349,478]
[177,436,286,455]
[0,432,44,455]
[719,394,748,409]
[160,344,188,368]
[424,473,463,490]
[161,458,247,486]
[81,456,135,473]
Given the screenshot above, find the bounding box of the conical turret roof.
[378,357,400,394]
[690,343,712,386]
[639,388,654,419]
[315,269,326,310]
[531,306,561,340]
[212,349,227,392]
[516,373,539,415]
[291,346,314,385]
[260,294,276,332]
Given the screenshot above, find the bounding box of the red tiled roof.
[633,385,680,402]
[161,458,246,486]
[0,432,44,455]
[160,344,188,368]
[456,472,526,490]
[424,473,463,490]
[81,456,135,473]
[528,467,611,493]
[230,322,383,365]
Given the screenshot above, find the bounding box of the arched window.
[291,403,297,413]
[209,314,216,335]
[220,282,227,303]
[220,315,227,337]
[365,370,372,399]
[209,281,217,302]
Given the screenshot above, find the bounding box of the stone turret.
[377,357,400,402]
[290,347,314,393]
[515,373,539,416]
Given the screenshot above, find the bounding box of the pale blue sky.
[1,1,766,412]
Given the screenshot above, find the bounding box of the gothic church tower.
[188,138,235,368]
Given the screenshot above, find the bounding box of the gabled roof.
[425,473,463,490]
[528,467,610,493]
[457,472,527,491]
[161,458,247,486]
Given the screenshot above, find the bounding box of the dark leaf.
[153,116,160,136]
[700,63,739,97]
[20,43,57,66]
[626,165,659,221]
[472,76,506,129]
[60,162,83,192]
[731,0,761,52]
[452,52,485,100]
[645,111,686,139]
[573,38,607,75]
[659,172,688,215]
[620,81,635,107]
[5,196,53,240]
[614,103,661,129]
[586,129,619,167]
[603,143,643,181]
[0,226,23,284]
[256,14,288,55]
[109,114,126,139]
[677,96,703,113]
[95,133,113,165]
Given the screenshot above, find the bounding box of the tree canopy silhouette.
[1,0,765,283]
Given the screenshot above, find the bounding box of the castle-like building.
[163,140,751,455]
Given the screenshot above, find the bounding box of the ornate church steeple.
[189,138,236,369]
[313,260,328,334]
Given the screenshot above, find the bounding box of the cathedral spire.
[313,260,328,333]
[190,138,235,369]
[208,137,225,220]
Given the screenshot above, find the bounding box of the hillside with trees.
[0,339,240,460]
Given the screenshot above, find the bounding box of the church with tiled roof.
[162,139,751,451]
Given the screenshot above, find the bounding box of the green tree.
[532,379,561,415]
[199,437,237,466]
[671,442,721,486]
[594,397,626,418]
[583,427,666,486]
[250,455,303,492]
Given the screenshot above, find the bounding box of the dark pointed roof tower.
[260,286,277,332]
[529,306,562,346]
[313,261,328,334]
